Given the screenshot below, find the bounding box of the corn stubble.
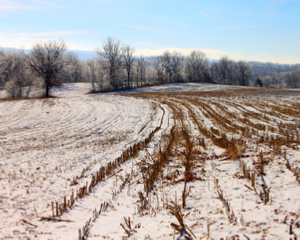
[122,89,300,239]
[44,89,299,239]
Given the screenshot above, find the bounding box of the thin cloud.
[137,42,160,48]
[245,53,300,64]
[31,0,59,7]
[135,47,229,60]
[0,0,39,10]
[217,26,262,30]
[134,47,300,64]
[0,36,94,51]
[264,0,295,8]
[201,11,218,21]
[201,11,210,17]
[119,24,164,31]
[9,31,86,36]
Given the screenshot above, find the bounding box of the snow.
[101,82,251,95]
[0,82,300,239]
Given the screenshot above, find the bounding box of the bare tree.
[1,50,33,98]
[184,50,209,82]
[236,60,253,86]
[136,56,146,87]
[0,50,7,88]
[154,56,164,83]
[171,51,184,82]
[22,40,67,97]
[157,51,185,83]
[211,61,225,84]
[261,75,272,87]
[211,58,253,86]
[211,56,237,85]
[285,70,300,88]
[86,59,101,92]
[96,37,124,90]
[161,51,172,82]
[122,45,135,88]
[62,52,84,83]
[146,66,156,84]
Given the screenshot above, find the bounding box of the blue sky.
[0,0,299,63]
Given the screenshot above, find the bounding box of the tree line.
[0,37,299,98]
[249,61,300,88]
[0,40,85,98]
[89,37,254,92]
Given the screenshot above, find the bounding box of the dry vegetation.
[112,89,300,239]
[1,87,300,239]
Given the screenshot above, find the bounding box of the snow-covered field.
[0,83,300,239]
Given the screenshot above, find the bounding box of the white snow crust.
[1,83,300,240]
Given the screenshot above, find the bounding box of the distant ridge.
[1,47,300,68]
[67,49,97,61]
[0,47,97,61]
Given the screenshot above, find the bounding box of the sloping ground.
[0,85,165,238]
[89,89,299,240]
[101,82,254,95]
[0,83,300,239]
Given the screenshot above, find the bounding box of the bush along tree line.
[1,37,300,98]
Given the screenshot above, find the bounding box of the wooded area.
[1,37,300,98]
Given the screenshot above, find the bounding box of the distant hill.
[0,47,97,61]
[67,49,97,60]
[1,46,299,72]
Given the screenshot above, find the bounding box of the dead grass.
[5,87,300,238]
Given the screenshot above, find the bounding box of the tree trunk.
[45,84,50,98]
[128,71,130,89]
